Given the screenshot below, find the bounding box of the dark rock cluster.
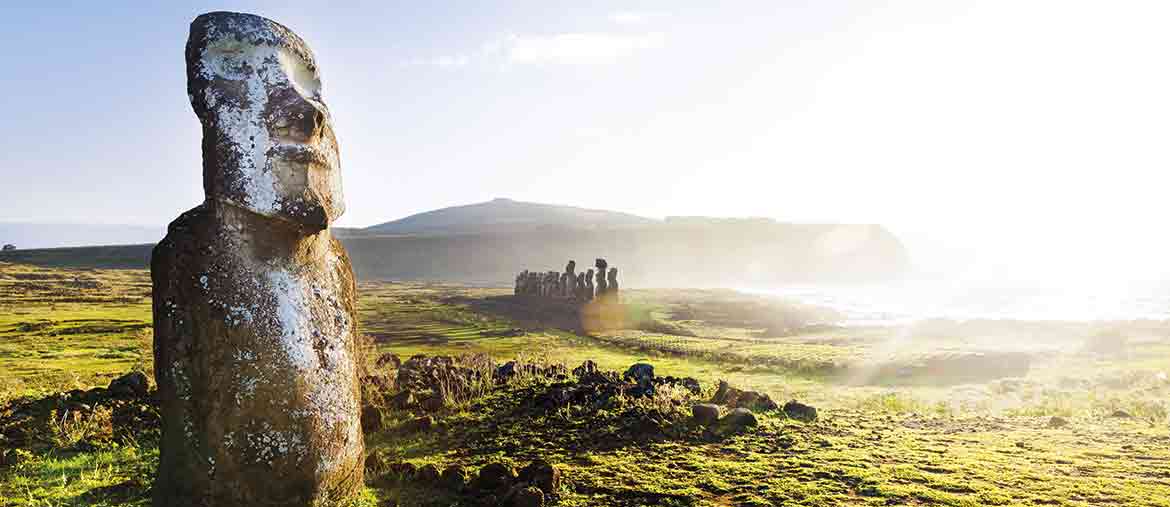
[0,371,159,457]
[366,455,562,507]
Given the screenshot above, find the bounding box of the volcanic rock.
[518,459,560,496]
[782,400,818,422]
[151,11,362,506]
[107,371,149,398]
[692,404,721,426]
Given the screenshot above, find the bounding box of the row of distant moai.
[515,258,619,301]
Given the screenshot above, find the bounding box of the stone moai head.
[566,260,576,274]
[595,258,608,272]
[187,12,343,231]
[608,267,618,283]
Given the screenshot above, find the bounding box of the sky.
[2,1,1170,285]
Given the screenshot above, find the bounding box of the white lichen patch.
[200,37,280,214]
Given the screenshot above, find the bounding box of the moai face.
[187,12,343,231]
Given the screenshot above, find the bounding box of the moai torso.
[153,203,362,505]
[152,12,362,506]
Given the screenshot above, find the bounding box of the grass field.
[2,261,1169,506]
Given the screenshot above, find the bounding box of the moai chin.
[151,12,362,506]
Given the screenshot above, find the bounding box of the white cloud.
[403,31,666,68]
[610,11,648,25]
[505,32,665,65]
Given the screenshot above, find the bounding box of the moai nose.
[293,104,326,142]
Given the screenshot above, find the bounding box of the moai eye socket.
[279,49,322,100]
[203,39,259,80]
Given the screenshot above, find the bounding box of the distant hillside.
[0,199,912,285]
[0,223,162,250]
[361,198,655,235]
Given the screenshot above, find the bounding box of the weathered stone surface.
[624,363,655,383]
[364,451,388,477]
[782,400,817,422]
[474,462,517,491]
[152,11,362,506]
[517,459,560,496]
[399,415,434,434]
[712,380,778,411]
[108,371,149,398]
[511,486,545,507]
[572,360,599,377]
[416,463,441,483]
[388,390,414,410]
[595,259,608,294]
[360,405,382,433]
[692,403,720,426]
[441,464,469,492]
[718,408,758,431]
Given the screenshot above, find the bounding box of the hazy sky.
[3,1,1169,283]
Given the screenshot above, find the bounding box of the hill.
[0,222,162,250]
[0,199,912,285]
[360,198,655,235]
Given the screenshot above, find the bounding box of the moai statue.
[608,267,619,293]
[585,269,595,300]
[151,12,362,506]
[595,258,609,295]
[515,270,524,296]
[574,272,585,300]
[563,260,576,298]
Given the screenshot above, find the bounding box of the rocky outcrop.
[151,12,362,506]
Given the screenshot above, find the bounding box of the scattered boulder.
[692,404,721,426]
[416,463,442,483]
[389,462,418,481]
[365,452,389,477]
[1048,416,1069,428]
[388,390,415,410]
[624,363,655,383]
[418,394,445,413]
[1110,410,1133,419]
[572,360,600,377]
[361,405,382,433]
[399,415,434,434]
[712,380,778,411]
[475,462,518,492]
[518,459,560,496]
[782,400,817,422]
[441,464,469,492]
[717,408,758,433]
[376,353,402,369]
[511,486,545,507]
[107,371,149,398]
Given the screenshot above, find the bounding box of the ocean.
[744,279,1170,325]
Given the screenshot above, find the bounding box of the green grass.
[3,262,1170,506]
